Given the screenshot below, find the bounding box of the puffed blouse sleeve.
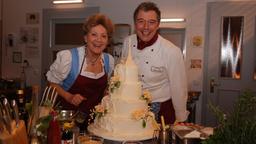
[46,50,72,85]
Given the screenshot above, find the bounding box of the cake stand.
[88,124,155,142]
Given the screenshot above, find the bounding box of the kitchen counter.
[103,139,156,144]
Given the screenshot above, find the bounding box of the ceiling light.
[161,18,185,23]
[53,0,83,4]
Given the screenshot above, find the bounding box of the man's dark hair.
[133,1,161,22]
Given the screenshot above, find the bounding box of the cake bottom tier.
[88,124,155,141]
[88,115,156,141]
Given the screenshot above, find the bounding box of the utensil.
[40,86,49,106]
[40,86,58,107]
[11,100,20,128]
[51,87,58,106]
[0,106,6,132]
[2,98,12,134]
[3,98,12,120]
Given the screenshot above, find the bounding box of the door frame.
[202,2,213,126]
[158,27,186,52]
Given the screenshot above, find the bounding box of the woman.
[46,14,115,128]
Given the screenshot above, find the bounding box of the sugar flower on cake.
[140,90,152,103]
[109,75,121,93]
[131,109,154,128]
[131,109,147,120]
[92,103,108,118]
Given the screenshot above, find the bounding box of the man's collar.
[137,33,158,50]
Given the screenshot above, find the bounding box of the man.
[122,1,189,124]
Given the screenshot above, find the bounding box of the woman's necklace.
[87,55,101,66]
[85,50,101,66]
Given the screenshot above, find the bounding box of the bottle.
[61,122,74,144]
[17,89,25,107]
[17,89,29,125]
[47,111,61,144]
[30,128,40,144]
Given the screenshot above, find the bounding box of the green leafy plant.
[202,90,256,144]
[35,115,52,136]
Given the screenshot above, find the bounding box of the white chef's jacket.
[46,46,115,85]
[122,34,188,121]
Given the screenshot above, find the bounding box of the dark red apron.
[58,60,108,115]
[159,99,176,124]
[59,73,107,113]
[57,62,108,131]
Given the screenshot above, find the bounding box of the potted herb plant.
[202,90,256,144]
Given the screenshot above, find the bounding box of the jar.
[61,122,74,144]
[17,89,25,107]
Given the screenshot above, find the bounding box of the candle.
[161,115,166,131]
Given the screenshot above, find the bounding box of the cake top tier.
[115,43,139,82]
[125,43,136,66]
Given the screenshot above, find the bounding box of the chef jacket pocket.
[151,66,164,73]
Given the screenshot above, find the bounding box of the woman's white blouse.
[46,46,114,85]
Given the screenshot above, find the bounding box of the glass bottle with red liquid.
[47,111,61,144]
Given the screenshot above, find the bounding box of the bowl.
[57,110,76,122]
[78,135,104,144]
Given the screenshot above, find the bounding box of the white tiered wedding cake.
[88,45,157,141]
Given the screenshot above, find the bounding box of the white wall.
[1,0,246,123]
[1,0,208,88]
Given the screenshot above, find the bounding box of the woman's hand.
[69,94,86,106]
[47,82,87,106]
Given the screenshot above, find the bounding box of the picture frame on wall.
[26,12,39,24]
[13,52,22,63]
[190,59,202,69]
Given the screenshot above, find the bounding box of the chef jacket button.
[133,45,136,47]
[151,49,154,52]
[141,75,144,77]
[146,61,149,64]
